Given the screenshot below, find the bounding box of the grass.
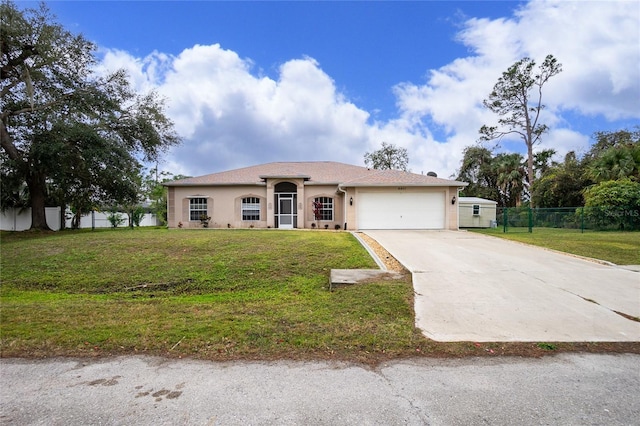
[1,228,427,362]
[1,228,638,363]
[471,228,640,265]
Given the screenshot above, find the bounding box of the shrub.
[107,211,125,228]
[130,206,145,227]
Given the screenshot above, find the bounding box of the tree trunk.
[59,203,66,230]
[2,122,51,229]
[527,143,535,208]
[27,172,51,231]
[524,112,536,208]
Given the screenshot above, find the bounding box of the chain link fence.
[497,206,640,232]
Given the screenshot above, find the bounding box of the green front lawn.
[2,228,638,362]
[471,228,640,265]
[0,228,427,362]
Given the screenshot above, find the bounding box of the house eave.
[303,181,342,186]
[339,182,468,188]
[164,182,267,187]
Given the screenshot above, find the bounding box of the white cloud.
[96,0,639,179]
[157,46,372,175]
[392,0,639,174]
[96,48,172,92]
[540,128,591,161]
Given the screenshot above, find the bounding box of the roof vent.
[426,171,437,177]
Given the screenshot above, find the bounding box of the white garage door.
[358,191,445,229]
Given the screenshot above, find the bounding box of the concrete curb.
[350,231,387,270]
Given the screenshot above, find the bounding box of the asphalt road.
[1,354,639,425]
[364,230,640,342]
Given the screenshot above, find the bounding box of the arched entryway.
[274,182,297,229]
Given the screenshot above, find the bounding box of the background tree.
[0,155,29,212]
[455,146,499,201]
[583,128,640,165]
[583,179,640,209]
[0,1,180,230]
[533,149,557,179]
[141,169,190,226]
[364,142,409,171]
[583,179,640,230]
[494,153,526,207]
[579,128,640,229]
[584,129,639,183]
[456,147,528,207]
[531,128,638,208]
[531,151,587,207]
[479,55,562,204]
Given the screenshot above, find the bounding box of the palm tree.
[587,145,638,183]
[494,153,526,207]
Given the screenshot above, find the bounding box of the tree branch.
[0,45,38,80]
[0,120,23,163]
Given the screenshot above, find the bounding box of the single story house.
[458,197,498,228]
[165,161,468,230]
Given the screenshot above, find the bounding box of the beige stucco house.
[165,161,467,230]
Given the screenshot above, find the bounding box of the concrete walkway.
[365,230,640,342]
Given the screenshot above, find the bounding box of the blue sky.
[30,1,640,178]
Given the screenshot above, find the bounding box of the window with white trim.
[189,198,208,221]
[472,204,480,216]
[242,197,261,221]
[313,197,333,221]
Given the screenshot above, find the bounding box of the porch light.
[349,197,353,206]
[451,196,456,205]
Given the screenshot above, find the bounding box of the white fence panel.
[0,209,31,231]
[67,212,160,228]
[0,207,61,231]
[1,208,159,231]
[139,214,160,227]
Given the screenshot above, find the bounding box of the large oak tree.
[1,1,180,229]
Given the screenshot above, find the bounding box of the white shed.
[459,197,498,228]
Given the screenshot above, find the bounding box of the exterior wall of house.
[168,182,346,229]
[342,187,356,231]
[170,185,268,229]
[167,187,176,227]
[447,187,459,230]
[167,183,462,230]
[459,200,497,228]
[302,185,345,230]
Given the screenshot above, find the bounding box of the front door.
[278,195,294,229]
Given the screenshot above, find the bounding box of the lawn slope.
[471,228,640,265]
[1,229,423,362]
[2,228,638,362]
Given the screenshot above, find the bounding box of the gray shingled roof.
[165,161,467,187]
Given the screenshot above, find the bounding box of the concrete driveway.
[364,230,640,342]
